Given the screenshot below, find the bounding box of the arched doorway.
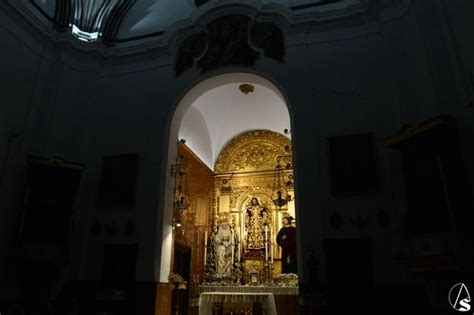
[159,71,300,313]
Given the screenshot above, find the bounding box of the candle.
[204,230,207,266]
[270,227,274,263]
[231,229,234,264]
[265,225,268,262]
[237,242,241,262]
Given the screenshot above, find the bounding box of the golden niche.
[212,130,295,284]
[215,130,291,173]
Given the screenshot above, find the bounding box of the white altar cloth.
[198,292,277,315]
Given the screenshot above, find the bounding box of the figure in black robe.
[276,215,297,274]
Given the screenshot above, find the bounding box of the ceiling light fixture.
[239,84,255,95]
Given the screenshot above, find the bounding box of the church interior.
[0,0,473,314]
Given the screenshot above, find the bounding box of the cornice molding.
[1,0,406,65]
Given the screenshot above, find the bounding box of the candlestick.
[270,227,274,263]
[231,229,234,264]
[237,242,241,262]
[204,231,207,266]
[265,225,268,262]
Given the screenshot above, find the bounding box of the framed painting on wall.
[327,133,380,197]
[96,153,139,208]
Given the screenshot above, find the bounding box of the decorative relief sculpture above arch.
[21,0,389,56]
[176,15,285,76]
[214,130,291,173]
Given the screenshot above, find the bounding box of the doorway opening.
[160,72,299,313]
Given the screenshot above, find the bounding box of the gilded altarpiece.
[213,130,295,283]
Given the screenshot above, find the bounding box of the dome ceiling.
[31,0,366,43]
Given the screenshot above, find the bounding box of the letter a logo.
[449,283,471,312]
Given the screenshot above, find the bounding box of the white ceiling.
[178,83,291,170]
[33,0,363,40]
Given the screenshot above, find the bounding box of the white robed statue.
[205,213,242,284]
[215,220,233,277]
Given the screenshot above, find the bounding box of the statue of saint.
[245,197,268,250]
[206,214,239,280]
[215,220,233,277]
[276,214,297,274]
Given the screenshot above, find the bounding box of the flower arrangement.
[168,272,187,290]
[278,273,298,287]
[280,273,298,280]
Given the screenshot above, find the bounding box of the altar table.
[198,292,277,315]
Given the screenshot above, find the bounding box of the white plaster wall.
[0,4,56,283]
[179,107,213,168]
[439,0,474,201]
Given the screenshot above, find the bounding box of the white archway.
[158,71,294,282]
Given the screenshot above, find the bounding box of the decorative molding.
[101,0,138,45]
[214,130,291,173]
[382,115,453,147]
[1,0,405,60]
[175,14,285,76]
[30,0,137,43]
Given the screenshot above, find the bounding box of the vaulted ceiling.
[178,82,291,169]
[31,0,366,43]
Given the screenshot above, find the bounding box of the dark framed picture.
[327,133,380,197]
[96,153,139,208]
[249,272,260,286]
[20,155,84,259]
